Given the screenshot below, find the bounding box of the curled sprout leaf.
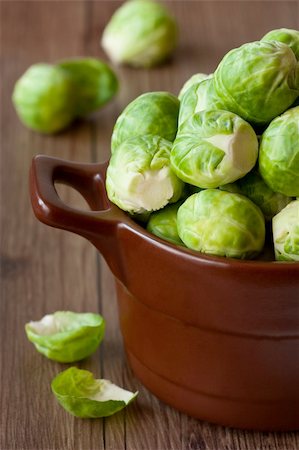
[51,367,138,418]
[25,311,105,363]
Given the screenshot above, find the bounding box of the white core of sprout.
[89,380,135,404]
[203,129,258,185]
[28,314,58,335]
[112,166,174,213]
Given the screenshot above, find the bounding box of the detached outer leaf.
[25,312,105,363]
[51,367,138,418]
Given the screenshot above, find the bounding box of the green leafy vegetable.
[51,367,138,418]
[177,190,265,259]
[25,311,105,363]
[101,0,178,68]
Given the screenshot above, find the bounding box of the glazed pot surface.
[30,155,299,431]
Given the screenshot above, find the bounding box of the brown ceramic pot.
[30,155,299,431]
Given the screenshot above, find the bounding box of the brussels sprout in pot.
[29,155,299,431]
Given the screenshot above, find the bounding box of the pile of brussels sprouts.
[106,28,299,261]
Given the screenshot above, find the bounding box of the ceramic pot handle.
[30,155,128,279]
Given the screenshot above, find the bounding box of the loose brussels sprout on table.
[13,58,118,133]
[177,190,265,259]
[106,134,184,214]
[273,200,299,261]
[101,0,178,68]
[171,109,258,188]
[51,367,137,418]
[25,311,105,363]
[259,106,299,197]
[111,91,179,152]
[261,28,299,60]
[57,58,118,117]
[213,41,299,126]
[12,64,75,134]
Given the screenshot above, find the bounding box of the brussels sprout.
[178,78,225,127]
[177,190,265,259]
[147,201,185,245]
[213,41,299,126]
[261,28,299,60]
[111,92,179,152]
[259,106,299,197]
[178,73,212,101]
[101,0,177,68]
[57,58,118,116]
[25,312,105,363]
[220,169,292,220]
[12,64,75,133]
[51,367,138,418]
[171,109,258,189]
[106,134,184,214]
[272,200,299,261]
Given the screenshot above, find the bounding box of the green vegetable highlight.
[51,367,138,418]
[177,190,265,259]
[101,0,178,68]
[25,311,105,363]
[272,200,299,261]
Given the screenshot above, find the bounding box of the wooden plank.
[1,2,104,450]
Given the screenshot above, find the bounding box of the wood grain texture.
[1,1,299,449]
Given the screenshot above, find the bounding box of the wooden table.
[1,1,298,449]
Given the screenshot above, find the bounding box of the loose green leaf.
[51,367,138,418]
[25,311,105,363]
